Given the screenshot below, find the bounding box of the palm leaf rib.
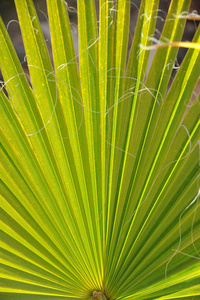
[0,0,199,299]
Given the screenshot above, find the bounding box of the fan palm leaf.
[0,0,200,299]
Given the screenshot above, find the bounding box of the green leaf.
[0,0,199,299]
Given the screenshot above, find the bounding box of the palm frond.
[0,0,200,299]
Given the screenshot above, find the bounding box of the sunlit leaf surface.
[0,0,200,299]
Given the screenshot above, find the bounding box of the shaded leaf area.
[0,0,200,299]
